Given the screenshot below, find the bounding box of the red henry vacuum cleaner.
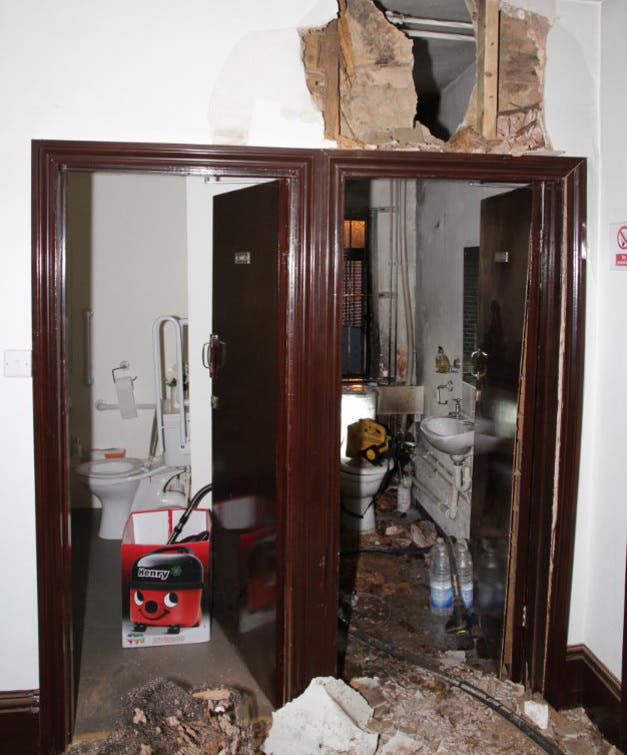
[130,546,204,634]
[129,482,212,635]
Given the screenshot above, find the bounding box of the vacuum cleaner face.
[130,546,204,630]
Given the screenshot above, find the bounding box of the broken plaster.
[300,0,554,154]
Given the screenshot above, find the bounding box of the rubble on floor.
[68,501,618,754]
[66,678,268,755]
[333,496,619,755]
[260,668,616,755]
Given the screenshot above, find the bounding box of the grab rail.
[152,315,189,452]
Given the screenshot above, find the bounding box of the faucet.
[449,398,463,418]
[436,380,454,405]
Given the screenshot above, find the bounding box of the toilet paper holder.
[112,361,136,383]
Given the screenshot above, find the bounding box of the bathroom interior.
[65,168,530,737]
[338,176,531,675]
[65,171,279,737]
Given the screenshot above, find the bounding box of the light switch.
[4,349,32,377]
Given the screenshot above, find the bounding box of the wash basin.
[420,415,474,456]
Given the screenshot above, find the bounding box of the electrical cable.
[348,628,565,755]
[340,545,428,557]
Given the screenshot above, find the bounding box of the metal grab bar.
[83,308,94,386]
[95,400,157,412]
[152,315,189,452]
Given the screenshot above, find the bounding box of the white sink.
[420,415,474,456]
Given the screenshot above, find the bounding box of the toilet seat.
[76,458,146,480]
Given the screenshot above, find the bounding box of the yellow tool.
[345,419,391,465]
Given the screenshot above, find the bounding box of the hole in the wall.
[301,0,550,152]
[380,0,477,143]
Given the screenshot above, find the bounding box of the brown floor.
[70,509,273,741]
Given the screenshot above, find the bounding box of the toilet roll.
[114,375,138,419]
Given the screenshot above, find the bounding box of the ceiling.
[378,0,476,96]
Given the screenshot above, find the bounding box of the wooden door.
[210,180,285,705]
[470,187,532,671]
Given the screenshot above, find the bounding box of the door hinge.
[522,604,527,628]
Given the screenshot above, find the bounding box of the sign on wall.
[610,222,627,270]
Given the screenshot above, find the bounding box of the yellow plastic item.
[345,419,390,464]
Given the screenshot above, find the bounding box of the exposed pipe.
[448,460,472,519]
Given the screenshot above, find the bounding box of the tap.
[449,398,463,418]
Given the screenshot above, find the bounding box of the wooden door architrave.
[31,142,585,753]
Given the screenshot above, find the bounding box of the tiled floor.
[70,509,272,739]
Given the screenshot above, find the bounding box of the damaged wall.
[301,0,552,154]
[0,0,623,693]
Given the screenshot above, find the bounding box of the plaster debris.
[524,698,550,730]
[350,676,387,709]
[410,520,437,549]
[65,678,264,754]
[439,650,468,668]
[378,729,423,753]
[262,676,378,755]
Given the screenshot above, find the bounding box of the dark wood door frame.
[31,141,332,753]
[32,141,586,753]
[324,150,587,703]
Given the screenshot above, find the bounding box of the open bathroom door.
[210,179,286,706]
[470,186,532,675]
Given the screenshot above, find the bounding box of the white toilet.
[75,414,190,539]
[339,385,389,533]
[340,457,389,532]
[75,459,187,539]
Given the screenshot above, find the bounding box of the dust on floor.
[67,500,619,754]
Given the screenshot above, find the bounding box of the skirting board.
[564,644,623,751]
[0,689,40,755]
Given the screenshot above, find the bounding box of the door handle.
[202,334,227,379]
[471,348,488,378]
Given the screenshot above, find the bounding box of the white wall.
[546,0,626,678]
[68,173,188,499]
[0,0,622,690]
[0,0,336,692]
[592,0,627,677]
[547,0,625,678]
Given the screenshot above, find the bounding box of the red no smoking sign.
[610,222,627,269]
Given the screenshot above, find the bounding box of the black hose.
[349,628,565,755]
[340,545,429,557]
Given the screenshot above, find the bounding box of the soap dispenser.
[435,346,451,373]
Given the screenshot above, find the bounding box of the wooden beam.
[477,0,499,140]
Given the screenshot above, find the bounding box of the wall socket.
[3,349,32,377]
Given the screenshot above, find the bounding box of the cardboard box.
[212,495,276,635]
[121,508,211,648]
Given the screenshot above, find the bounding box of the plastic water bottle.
[476,542,504,613]
[429,538,453,615]
[455,538,474,611]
